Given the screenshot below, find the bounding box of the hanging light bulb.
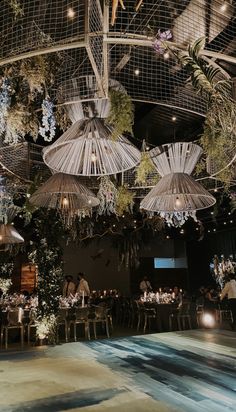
[164,51,170,59]
[0,235,3,241]
[172,115,176,122]
[62,197,69,208]
[91,152,97,162]
[175,197,182,209]
[220,2,227,12]
[67,7,75,18]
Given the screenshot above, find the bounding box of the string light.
[220,2,228,12]
[230,220,233,223]
[213,228,216,232]
[180,229,184,234]
[224,222,226,225]
[172,115,177,122]
[67,7,75,18]
[134,69,140,76]
[163,51,170,59]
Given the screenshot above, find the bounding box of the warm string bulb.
[220,2,228,12]
[67,7,75,18]
[62,196,69,208]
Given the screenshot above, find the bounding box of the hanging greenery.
[55,105,72,132]
[115,185,135,216]
[6,0,24,19]
[135,151,157,185]
[20,56,49,98]
[2,102,39,145]
[106,89,134,140]
[171,37,236,184]
[97,176,118,216]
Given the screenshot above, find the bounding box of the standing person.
[139,276,152,294]
[76,273,90,304]
[62,275,75,297]
[220,273,236,330]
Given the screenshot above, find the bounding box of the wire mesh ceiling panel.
[0,0,235,119]
[106,0,236,114]
[0,0,86,63]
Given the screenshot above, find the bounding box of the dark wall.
[63,238,130,294]
[130,237,189,293]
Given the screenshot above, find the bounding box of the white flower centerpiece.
[35,314,57,344]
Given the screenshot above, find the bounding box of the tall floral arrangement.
[0,253,14,295]
[28,210,64,343]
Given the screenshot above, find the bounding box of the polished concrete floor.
[0,329,236,412]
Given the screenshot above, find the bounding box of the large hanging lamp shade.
[43,118,141,176]
[0,224,24,245]
[141,142,216,226]
[29,172,99,210]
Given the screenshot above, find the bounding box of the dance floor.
[0,330,236,412]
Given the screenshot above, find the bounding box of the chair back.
[7,308,24,326]
[94,306,108,320]
[75,307,89,321]
[178,302,191,315]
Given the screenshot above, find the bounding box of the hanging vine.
[106,89,134,140]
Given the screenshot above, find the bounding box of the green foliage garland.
[115,185,135,216]
[106,89,134,140]
[135,151,156,185]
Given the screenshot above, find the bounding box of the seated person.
[139,276,152,294]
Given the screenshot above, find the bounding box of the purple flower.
[153,30,172,55]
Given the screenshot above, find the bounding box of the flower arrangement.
[0,278,12,295]
[153,29,172,54]
[0,78,12,137]
[39,97,56,142]
[106,89,134,140]
[115,185,135,216]
[35,314,57,343]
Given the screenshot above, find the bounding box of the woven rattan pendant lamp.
[140,142,216,226]
[29,173,99,227]
[43,117,140,176]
